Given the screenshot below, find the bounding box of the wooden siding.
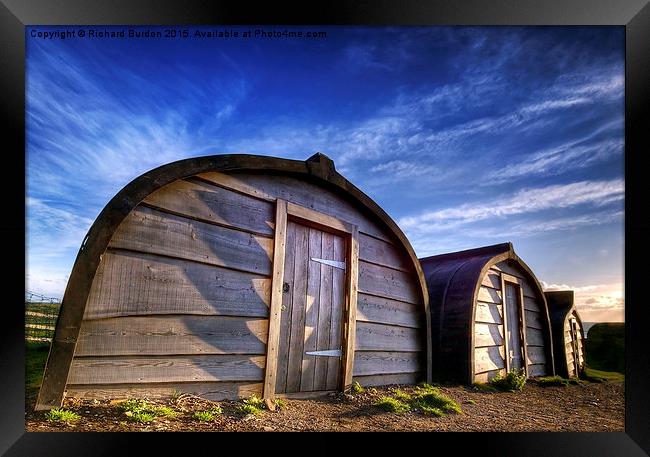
[474,263,550,380]
[68,169,425,402]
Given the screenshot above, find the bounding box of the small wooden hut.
[36,153,431,410]
[545,290,585,378]
[419,243,555,384]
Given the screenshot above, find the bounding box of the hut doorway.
[503,280,525,371]
[569,317,581,376]
[275,220,347,394]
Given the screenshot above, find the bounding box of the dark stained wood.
[193,172,275,201]
[143,179,275,236]
[110,205,273,276]
[525,328,546,346]
[83,251,270,320]
[286,222,309,392]
[525,310,544,329]
[352,351,421,376]
[356,293,421,328]
[527,363,547,377]
[359,261,420,304]
[523,296,542,312]
[76,316,268,356]
[355,322,423,352]
[352,372,420,387]
[68,355,266,384]
[526,346,547,366]
[65,381,263,401]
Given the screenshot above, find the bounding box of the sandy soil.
[25,380,624,432]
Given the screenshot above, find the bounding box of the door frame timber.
[263,199,359,400]
[500,273,529,377]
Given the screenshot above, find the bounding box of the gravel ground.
[25,380,624,432]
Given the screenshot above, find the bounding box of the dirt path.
[26,381,624,432]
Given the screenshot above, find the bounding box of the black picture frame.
[2,0,648,454]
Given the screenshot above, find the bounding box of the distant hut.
[545,290,585,378]
[420,243,555,384]
[36,153,431,410]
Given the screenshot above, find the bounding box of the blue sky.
[26,26,624,322]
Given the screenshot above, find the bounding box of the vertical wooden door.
[504,282,523,370]
[569,318,581,376]
[275,220,347,393]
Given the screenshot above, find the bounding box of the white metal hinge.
[305,348,342,357]
[310,257,346,270]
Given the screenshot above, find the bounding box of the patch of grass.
[274,398,287,410]
[238,395,266,416]
[410,385,462,416]
[170,389,182,402]
[192,407,222,422]
[25,342,50,398]
[119,399,178,422]
[489,369,527,392]
[388,388,412,402]
[472,382,498,392]
[535,376,581,387]
[583,367,624,383]
[375,396,411,413]
[45,408,80,424]
[350,381,365,394]
[464,399,477,405]
[585,323,624,373]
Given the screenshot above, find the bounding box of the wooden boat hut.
[36,153,431,410]
[419,243,555,384]
[545,290,585,378]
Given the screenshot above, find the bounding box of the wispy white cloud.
[399,179,624,231]
[541,280,624,322]
[370,160,439,179]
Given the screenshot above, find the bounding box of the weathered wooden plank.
[143,179,275,236]
[287,202,353,234]
[84,251,270,320]
[352,351,421,376]
[359,261,420,304]
[68,355,266,384]
[477,286,502,304]
[301,228,323,392]
[286,223,309,392]
[343,226,360,388]
[352,372,420,387]
[327,234,345,390]
[525,328,545,346]
[194,172,276,201]
[473,368,505,383]
[474,322,504,348]
[66,382,263,401]
[527,363,548,377]
[480,271,502,290]
[222,173,391,242]
[355,322,423,352]
[359,233,411,273]
[110,205,273,276]
[76,316,268,356]
[275,210,295,394]
[474,346,506,373]
[525,310,544,330]
[474,301,503,325]
[356,293,421,328]
[523,296,541,312]
[491,262,526,280]
[526,346,547,365]
[263,199,287,399]
[493,263,539,298]
[313,232,334,391]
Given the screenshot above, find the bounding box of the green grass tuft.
[388,388,411,401]
[464,399,477,405]
[374,396,411,413]
[238,395,266,416]
[119,399,179,422]
[410,387,462,416]
[489,369,527,392]
[583,367,624,383]
[350,381,365,394]
[192,407,222,422]
[535,376,581,387]
[473,382,498,392]
[274,398,287,410]
[45,408,80,424]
